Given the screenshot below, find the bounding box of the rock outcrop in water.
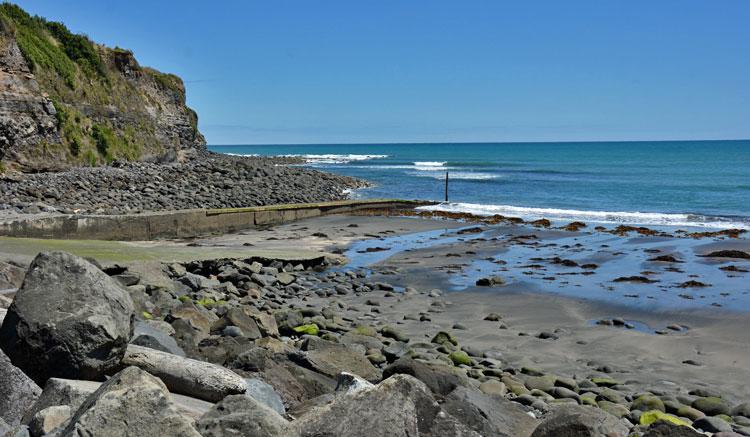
[0,3,205,172]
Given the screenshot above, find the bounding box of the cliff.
[0,3,205,172]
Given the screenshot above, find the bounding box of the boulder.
[692,396,731,416]
[0,418,8,436]
[28,405,70,437]
[276,272,295,286]
[275,309,304,335]
[449,350,472,366]
[0,260,25,289]
[335,372,375,394]
[121,344,247,402]
[169,303,217,336]
[442,386,539,436]
[531,405,630,437]
[61,366,201,436]
[179,272,220,291]
[3,423,29,437]
[245,378,286,416]
[479,379,507,396]
[130,320,185,356]
[20,378,99,425]
[0,252,134,384]
[693,416,733,433]
[231,347,337,408]
[526,375,557,392]
[290,374,480,437]
[22,377,213,424]
[212,308,262,339]
[196,394,288,437]
[339,332,384,352]
[733,402,750,417]
[632,394,666,412]
[293,337,382,383]
[0,349,41,425]
[431,331,458,347]
[383,357,470,396]
[247,308,280,338]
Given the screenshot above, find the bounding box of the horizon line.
[207,138,750,147]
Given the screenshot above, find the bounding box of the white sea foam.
[344,163,445,170]
[418,202,750,230]
[225,153,258,157]
[414,161,446,167]
[411,172,500,180]
[281,154,389,164]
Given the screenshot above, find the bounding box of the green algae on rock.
[293,324,320,336]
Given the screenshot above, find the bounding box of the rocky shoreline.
[0,153,367,216]
[1,229,749,436]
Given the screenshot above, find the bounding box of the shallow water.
[342,223,750,311]
[342,225,490,270]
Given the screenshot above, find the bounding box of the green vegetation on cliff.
[0,4,105,87]
[0,3,204,169]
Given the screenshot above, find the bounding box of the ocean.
[209,140,750,230]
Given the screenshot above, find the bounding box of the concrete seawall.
[0,199,433,241]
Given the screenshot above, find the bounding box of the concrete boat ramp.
[0,199,432,265]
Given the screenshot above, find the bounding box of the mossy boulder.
[632,394,665,413]
[352,325,377,337]
[521,366,544,377]
[580,393,597,407]
[639,410,692,427]
[431,331,458,347]
[502,376,530,396]
[676,405,705,421]
[366,352,386,365]
[598,387,627,405]
[293,324,320,336]
[525,375,557,392]
[597,400,630,418]
[448,350,471,366]
[320,333,338,342]
[692,396,731,416]
[554,376,578,392]
[590,377,620,387]
[549,398,578,406]
[380,326,409,342]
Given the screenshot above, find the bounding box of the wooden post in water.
[444,171,449,202]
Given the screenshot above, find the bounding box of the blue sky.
[14,1,750,144]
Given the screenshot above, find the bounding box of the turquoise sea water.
[210,140,750,229]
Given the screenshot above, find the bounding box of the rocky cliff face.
[0,4,205,172]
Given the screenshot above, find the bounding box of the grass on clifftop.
[0,3,104,87]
